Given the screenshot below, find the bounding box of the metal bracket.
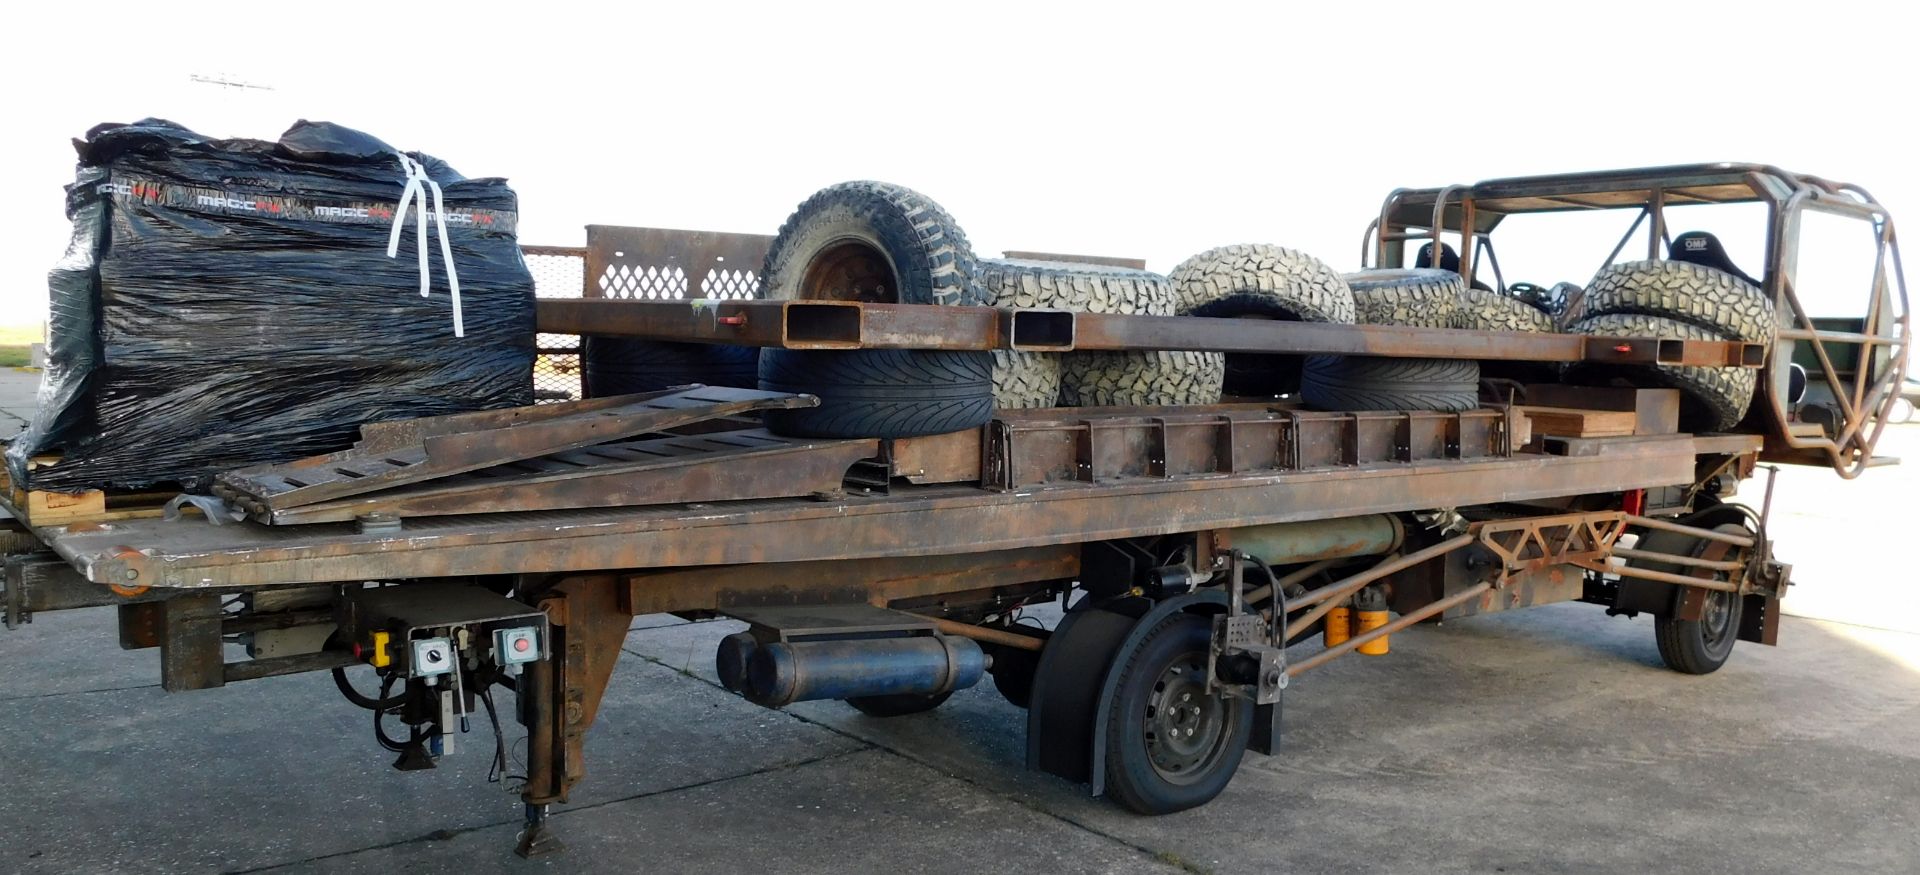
[1208,551,1285,705]
[1470,512,1628,581]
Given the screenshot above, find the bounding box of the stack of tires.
[1299,267,1478,411]
[984,259,1202,408]
[1561,261,1776,432]
[1055,265,1225,407]
[1166,244,1355,399]
[757,181,997,438]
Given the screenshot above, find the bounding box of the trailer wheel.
[763,180,985,306]
[1632,522,1748,674]
[1103,613,1252,814]
[1563,313,1756,432]
[580,337,759,397]
[846,691,953,717]
[1169,244,1355,396]
[1300,355,1479,412]
[1571,260,1776,343]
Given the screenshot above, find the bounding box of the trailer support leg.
[517,574,631,857]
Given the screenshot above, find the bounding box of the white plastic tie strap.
[385,155,465,337]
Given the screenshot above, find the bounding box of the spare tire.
[758,348,994,439]
[1300,356,1479,412]
[1169,244,1356,396]
[1342,268,1461,328]
[758,182,993,437]
[580,338,759,397]
[763,180,985,306]
[1060,351,1226,407]
[1571,260,1776,343]
[1563,313,1757,432]
[979,258,1173,410]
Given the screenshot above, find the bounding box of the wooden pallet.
[0,456,178,527]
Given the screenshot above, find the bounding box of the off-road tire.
[1342,268,1462,328]
[1452,287,1556,333]
[991,350,1062,409]
[1169,244,1355,323]
[580,338,760,397]
[980,258,1173,315]
[978,258,1177,410]
[1300,356,1480,412]
[1564,313,1757,432]
[1168,244,1355,396]
[1060,351,1225,407]
[763,181,984,306]
[1572,260,1777,343]
[758,348,994,439]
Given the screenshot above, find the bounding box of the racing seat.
[1414,242,1493,291]
[1668,231,1761,287]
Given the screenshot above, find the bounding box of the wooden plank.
[1517,406,1638,438]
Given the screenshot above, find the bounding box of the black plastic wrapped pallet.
[7,119,535,492]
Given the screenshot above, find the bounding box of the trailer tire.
[846,691,953,718]
[580,338,760,397]
[1300,356,1480,412]
[1563,313,1756,432]
[1169,244,1356,396]
[1060,351,1226,407]
[1638,522,1749,674]
[1451,287,1556,333]
[763,180,985,306]
[1342,268,1462,328]
[1103,612,1252,815]
[1571,260,1776,343]
[758,348,994,438]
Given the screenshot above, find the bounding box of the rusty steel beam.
[1624,514,1757,548]
[536,299,1763,367]
[49,440,1719,590]
[1055,311,1765,368]
[1288,581,1495,677]
[929,617,1046,652]
[619,547,1078,616]
[1283,536,1475,641]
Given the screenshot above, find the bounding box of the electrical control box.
[338,583,547,676]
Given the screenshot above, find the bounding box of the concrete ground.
[2,366,1918,874]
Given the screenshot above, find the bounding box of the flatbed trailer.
[0,164,1906,857]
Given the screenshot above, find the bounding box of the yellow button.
[370,630,392,668]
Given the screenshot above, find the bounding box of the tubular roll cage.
[1361,163,1911,478]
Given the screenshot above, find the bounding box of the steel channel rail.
[535,299,1764,367]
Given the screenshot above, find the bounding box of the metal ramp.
[210,386,853,524]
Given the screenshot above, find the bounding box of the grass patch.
[0,346,29,368]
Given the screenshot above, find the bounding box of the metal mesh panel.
[598,264,689,299]
[699,268,761,300]
[524,248,586,403]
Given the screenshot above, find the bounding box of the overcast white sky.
[4,1,1912,321]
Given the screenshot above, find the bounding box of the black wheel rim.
[1701,590,1735,652]
[1143,654,1231,785]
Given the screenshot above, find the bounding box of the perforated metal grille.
[599,264,689,300]
[700,268,761,300]
[525,248,587,403]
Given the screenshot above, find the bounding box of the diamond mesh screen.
[524,248,586,403]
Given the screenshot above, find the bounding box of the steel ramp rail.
[253,429,880,525]
[212,386,816,516]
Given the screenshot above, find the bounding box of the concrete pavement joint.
[621,641,1211,874]
[0,681,160,704]
[225,746,874,874]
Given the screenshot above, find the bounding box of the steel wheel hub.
[1143,658,1228,783]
